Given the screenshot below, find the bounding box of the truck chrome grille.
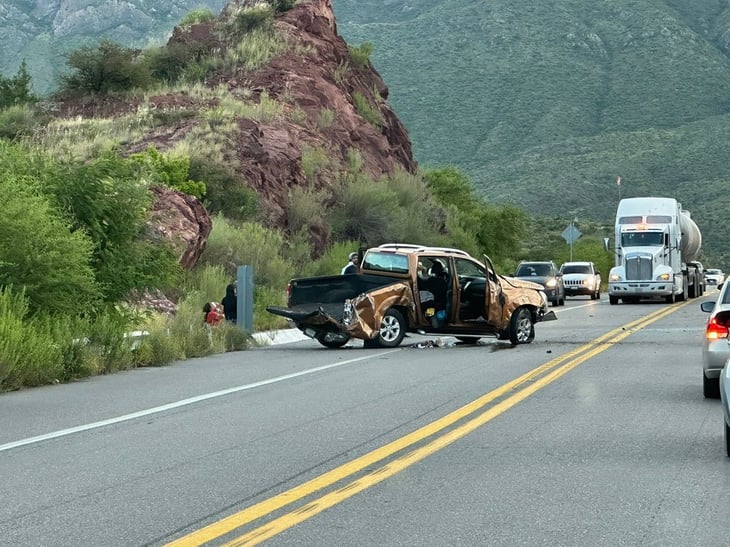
[626,256,652,280]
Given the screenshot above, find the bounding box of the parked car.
[559,261,601,300]
[720,359,730,456]
[699,280,730,398]
[705,268,725,287]
[514,261,565,307]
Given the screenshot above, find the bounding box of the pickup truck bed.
[271,273,403,321]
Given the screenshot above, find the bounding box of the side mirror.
[603,237,611,252]
[700,301,715,313]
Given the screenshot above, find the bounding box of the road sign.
[562,223,582,244]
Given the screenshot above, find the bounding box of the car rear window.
[362,251,409,274]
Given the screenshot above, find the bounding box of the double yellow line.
[168,301,686,546]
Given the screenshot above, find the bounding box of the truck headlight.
[610,273,622,282]
[657,273,671,281]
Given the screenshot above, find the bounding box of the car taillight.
[706,318,729,339]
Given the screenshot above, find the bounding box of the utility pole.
[617,175,622,201]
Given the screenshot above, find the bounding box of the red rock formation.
[55,0,418,266]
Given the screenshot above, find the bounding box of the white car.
[700,280,730,398]
[720,359,730,456]
[705,268,725,287]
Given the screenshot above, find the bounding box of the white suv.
[559,261,601,300]
[705,269,725,288]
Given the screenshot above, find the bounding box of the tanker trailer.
[606,197,703,304]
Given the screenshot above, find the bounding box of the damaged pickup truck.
[266,244,556,348]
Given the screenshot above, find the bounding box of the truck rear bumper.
[608,282,673,297]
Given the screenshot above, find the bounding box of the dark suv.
[514,261,565,307]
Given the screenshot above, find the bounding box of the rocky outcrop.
[53,0,418,266]
[147,186,212,269]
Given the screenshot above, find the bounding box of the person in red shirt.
[205,302,224,326]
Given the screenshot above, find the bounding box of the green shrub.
[301,146,330,184]
[0,288,64,391]
[85,308,137,373]
[232,4,274,35]
[267,0,296,13]
[0,104,44,140]
[287,185,328,234]
[200,215,294,290]
[130,145,206,199]
[134,316,183,366]
[179,8,217,26]
[0,163,101,316]
[0,61,37,108]
[165,295,217,358]
[189,160,259,221]
[352,92,383,128]
[58,40,152,95]
[348,42,373,70]
[317,108,335,129]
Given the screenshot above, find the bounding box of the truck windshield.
[621,232,663,246]
[361,251,409,274]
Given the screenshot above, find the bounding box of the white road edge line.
[0,349,400,453]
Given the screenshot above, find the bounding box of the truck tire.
[609,295,619,305]
[315,332,350,348]
[376,308,406,348]
[508,307,534,345]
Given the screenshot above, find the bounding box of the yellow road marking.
[168,301,688,546]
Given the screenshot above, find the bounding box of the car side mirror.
[700,301,715,313]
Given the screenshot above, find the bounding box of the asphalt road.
[1,293,728,546]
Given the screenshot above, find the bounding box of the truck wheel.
[609,295,619,305]
[508,307,534,345]
[376,308,406,348]
[315,332,350,348]
[665,293,675,304]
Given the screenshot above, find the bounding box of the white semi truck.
[606,197,704,305]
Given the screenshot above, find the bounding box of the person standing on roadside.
[221,282,237,324]
[341,252,359,274]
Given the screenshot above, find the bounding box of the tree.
[0,61,37,108]
[58,40,151,95]
[0,172,100,316]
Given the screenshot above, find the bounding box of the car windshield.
[561,265,590,274]
[516,264,551,277]
[707,269,721,275]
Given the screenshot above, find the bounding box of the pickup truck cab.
[559,261,601,300]
[267,244,556,348]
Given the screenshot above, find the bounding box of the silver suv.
[559,261,601,300]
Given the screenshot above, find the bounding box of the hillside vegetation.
[333,0,730,268]
[2,0,570,390]
[2,0,728,266]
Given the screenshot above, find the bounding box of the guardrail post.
[237,265,254,332]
